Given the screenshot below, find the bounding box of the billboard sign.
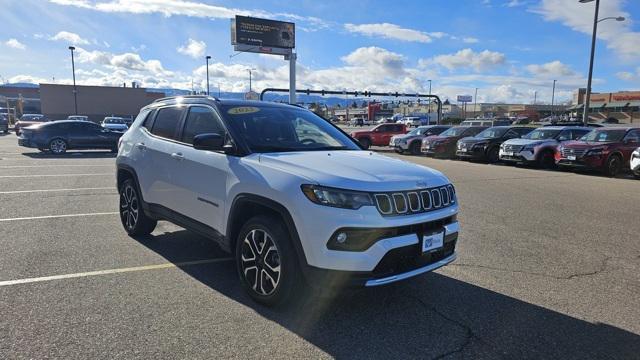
[232,16,295,49]
[457,95,472,102]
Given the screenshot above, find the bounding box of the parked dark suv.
[421,126,487,158]
[456,126,533,163]
[556,127,640,177]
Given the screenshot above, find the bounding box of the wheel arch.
[226,194,308,266]
[116,164,147,204]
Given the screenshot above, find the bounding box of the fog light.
[336,232,348,244]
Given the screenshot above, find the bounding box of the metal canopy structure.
[259,88,443,124]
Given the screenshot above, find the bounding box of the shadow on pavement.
[138,228,640,359]
[21,151,116,159]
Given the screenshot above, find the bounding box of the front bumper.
[18,138,37,148]
[630,156,640,172]
[556,155,605,169]
[499,149,535,163]
[456,147,484,160]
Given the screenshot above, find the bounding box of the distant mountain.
[0,83,39,88]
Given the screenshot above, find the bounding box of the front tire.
[236,215,301,306]
[487,146,500,163]
[538,149,556,169]
[119,179,157,236]
[409,141,421,155]
[604,155,622,177]
[49,138,67,154]
[359,138,371,150]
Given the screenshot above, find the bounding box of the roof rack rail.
[153,95,219,103]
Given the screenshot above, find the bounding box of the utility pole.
[474,87,478,118]
[551,79,557,116]
[534,90,537,105]
[68,46,78,115]
[205,55,211,95]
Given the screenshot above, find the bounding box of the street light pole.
[579,0,625,126]
[551,79,557,116]
[68,46,78,115]
[205,55,211,96]
[474,87,478,117]
[428,80,432,95]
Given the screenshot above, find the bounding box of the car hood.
[458,137,496,145]
[258,151,450,192]
[562,140,615,149]
[503,138,557,146]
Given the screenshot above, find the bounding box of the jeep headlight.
[301,185,373,209]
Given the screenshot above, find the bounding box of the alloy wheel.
[120,184,139,231]
[50,139,67,154]
[608,156,621,177]
[240,229,281,296]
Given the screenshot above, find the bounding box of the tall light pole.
[427,80,432,95]
[248,68,256,92]
[533,90,537,105]
[551,79,557,116]
[205,55,211,95]
[579,0,625,125]
[68,46,78,115]
[474,87,478,117]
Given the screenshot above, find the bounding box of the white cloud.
[423,49,506,72]
[526,60,576,77]
[48,0,330,31]
[532,0,640,59]
[50,31,90,45]
[616,67,640,82]
[5,38,26,50]
[74,47,172,76]
[177,38,206,59]
[505,0,524,7]
[462,37,479,44]
[345,23,432,43]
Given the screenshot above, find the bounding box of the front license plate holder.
[567,155,576,161]
[422,231,444,253]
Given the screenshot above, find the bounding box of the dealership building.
[570,88,639,123]
[39,84,164,122]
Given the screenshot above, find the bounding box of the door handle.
[135,142,146,150]
[171,152,184,161]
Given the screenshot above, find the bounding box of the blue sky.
[1,0,639,104]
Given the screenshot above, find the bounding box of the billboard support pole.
[288,51,297,105]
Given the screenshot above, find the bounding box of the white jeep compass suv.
[116,96,460,306]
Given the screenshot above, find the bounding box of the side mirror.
[193,133,225,151]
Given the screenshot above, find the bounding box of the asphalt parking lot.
[1,131,639,359]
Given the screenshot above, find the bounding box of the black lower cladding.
[373,233,456,278]
[304,218,458,287]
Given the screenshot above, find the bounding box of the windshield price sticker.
[228,107,260,115]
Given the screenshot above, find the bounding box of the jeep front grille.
[374,185,456,216]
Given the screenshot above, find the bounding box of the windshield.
[21,115,45,122]
[440,127,467,137]
[222,105,360,153]
[523,129,560,140]
[579,129,626,142]
[105,118,124,124]
[407,127,428,136]
[476,127,508,139]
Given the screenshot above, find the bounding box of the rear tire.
[236,215,301,307]
[48,138,67,155]
[119,179,157,236]
[604,155,622,177]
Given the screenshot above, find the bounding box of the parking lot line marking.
[0,258,234,287]
[0,187,113,194]
[0,173,112,178]
[0,212,119,222]
[0,164,113,168]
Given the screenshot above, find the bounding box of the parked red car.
[421,126,487,158]
[350,123,406,149]
[555,127,640,176]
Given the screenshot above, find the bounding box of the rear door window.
[151,107,182,140]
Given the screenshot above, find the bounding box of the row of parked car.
[350,123,640,178]
[12,114,131,135]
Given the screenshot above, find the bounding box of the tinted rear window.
[151,107,182,140]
